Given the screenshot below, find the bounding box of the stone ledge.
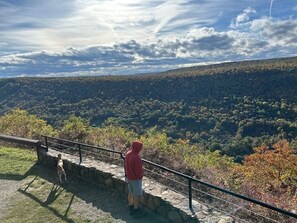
[38,148,235,223]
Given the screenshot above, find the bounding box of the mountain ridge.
[0,56,297,157]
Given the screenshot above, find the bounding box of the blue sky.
[0,0,297,77]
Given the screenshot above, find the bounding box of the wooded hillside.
[1,56,297,158]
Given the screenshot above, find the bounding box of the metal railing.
[0,134,42,160]
[141,158,297,222]
[2,133,296,221]
[0,134,41,148]
[42,135,297,222]
[43,135,124,164]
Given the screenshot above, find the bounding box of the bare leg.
[133,195,140,209]
[63,172,67,182]
[128,193,134,206]
[133,195,146,218]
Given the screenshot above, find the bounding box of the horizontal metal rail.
[43,135,124,159]
[0,134,41,148]
[141,159,297,219]
[0,134,43,161]
[42,135,297,220]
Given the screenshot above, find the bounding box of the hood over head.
[131,140,143,154]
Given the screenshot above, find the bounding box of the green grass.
[0,147,37,180]
[0,147,116,223]
[4,176,115,223]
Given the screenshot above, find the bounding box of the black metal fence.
[0,134,41,148]
[43,135,124,164]
[0,134,42,160]
[0,134,296,222]
[41,135,297,222]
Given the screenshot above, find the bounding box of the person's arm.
[134,156,143,179]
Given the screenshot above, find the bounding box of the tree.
[87,125,137,152]
[238,140,297,209]
[243,141,297,189]
[59,115,90,142]
[0,108,55,139]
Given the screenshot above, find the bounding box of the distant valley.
[1,56,297,158]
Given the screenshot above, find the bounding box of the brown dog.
[57,154,67,183]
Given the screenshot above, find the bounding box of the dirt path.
[0,179,25,220]
[0,164,169,223]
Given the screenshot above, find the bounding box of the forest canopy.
[0,56,297,158]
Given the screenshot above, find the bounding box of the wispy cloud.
[0,0,297,77]
[270,0,274,18]
[0,0,243,54]
[2,16,297,78]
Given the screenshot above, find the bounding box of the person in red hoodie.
[124,140,144,216]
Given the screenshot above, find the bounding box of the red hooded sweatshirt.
[124,141,143,180]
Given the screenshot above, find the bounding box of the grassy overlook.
[0,109,296,221]
[0,56,297,159]
[0,147,167,223]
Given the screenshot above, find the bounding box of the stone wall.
[38,148,235,223]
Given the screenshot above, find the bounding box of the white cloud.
[0,0,297,77]
[251,18,297,46]
[230,7,256,28]
[0,0,238,54]
[2,14,297,78]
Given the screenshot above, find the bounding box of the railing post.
[45,136,48,151]
[112,144,115,159]
[36,141,42,161]
[188,178,193,210]
[78,144,82,164]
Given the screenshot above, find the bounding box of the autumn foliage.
[236,141,297,210]
[0,109,296,217]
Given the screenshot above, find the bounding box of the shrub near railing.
[43,135,124,165]
[42,135,297,223]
